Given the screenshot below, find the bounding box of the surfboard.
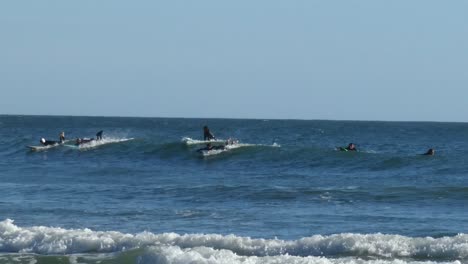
[27,144,60,151]
[26,140,74,151]
[197,142,244,156]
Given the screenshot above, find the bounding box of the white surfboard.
[27,144,60,151]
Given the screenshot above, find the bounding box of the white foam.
[200,149,228,157]
[199,142,279,156]
[182,137,226,145]
[141,245,462,264]
[183,137,280,148]
[0,219,466,263]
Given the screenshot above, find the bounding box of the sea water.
[0,115,467,263]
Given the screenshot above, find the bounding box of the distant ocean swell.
[146,139,279,154]
[0,219,466,263]
[16,136,443,169]
[14,135,427,169]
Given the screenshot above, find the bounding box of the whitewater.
[0,219,466,263]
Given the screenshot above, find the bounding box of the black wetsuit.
[76,131,103,145]
[96,131,103,140]
[43,140,58,146]
[204,131,215,141]
[423,149,434,155]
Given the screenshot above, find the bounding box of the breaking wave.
[0,219,466,263]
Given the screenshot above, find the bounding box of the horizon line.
[0,113,466,124]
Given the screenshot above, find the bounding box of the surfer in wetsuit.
[203,126,215,141]
[96,130,103,140]
[423,148,435,155]
[60,132,65,143]
[75,138,93,145]
[337,143,357,152]
[40,138,58,146]
[75,131,103,145]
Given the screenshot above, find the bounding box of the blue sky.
[1,1,467,121]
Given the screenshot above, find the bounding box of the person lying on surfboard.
[337,143,357,152]
[422,148,435,155]
[40,132,66,146]
[203,126,215,141]
[75,131,104,145]
[40,138,59,146]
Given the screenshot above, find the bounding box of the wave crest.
[0,219,467,262]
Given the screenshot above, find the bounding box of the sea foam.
[0,219,467,263]
[74,137,134,150]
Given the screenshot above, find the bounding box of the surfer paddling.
[40,132,66,146]
[40,138,59,146]
[75,130,103,145]
[422,148,435,156]
[337,143,357,152]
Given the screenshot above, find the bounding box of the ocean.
[0,115,467,264]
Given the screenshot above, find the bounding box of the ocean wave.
[181,137,228,146]
[140,245,462,264]
[198,142,280,157]
[0,219,467,263]
[64,137,134,150]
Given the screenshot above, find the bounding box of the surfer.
[96,130,103,140]
[40,131,67,146]
[337,143,357,152]
[422,148,435,155]
[203,126,215,141]
[75,131,104,145]
[40,138,59,146]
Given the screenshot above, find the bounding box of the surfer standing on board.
[203,126,215,141]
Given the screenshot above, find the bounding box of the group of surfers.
[201,126,436,156]
[40,126,436,156]
[40,131,104,146]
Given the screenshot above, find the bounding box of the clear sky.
[1,1,467,121]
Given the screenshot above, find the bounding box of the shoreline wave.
[0,219,466,263]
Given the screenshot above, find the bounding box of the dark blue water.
[0,115,467,263]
